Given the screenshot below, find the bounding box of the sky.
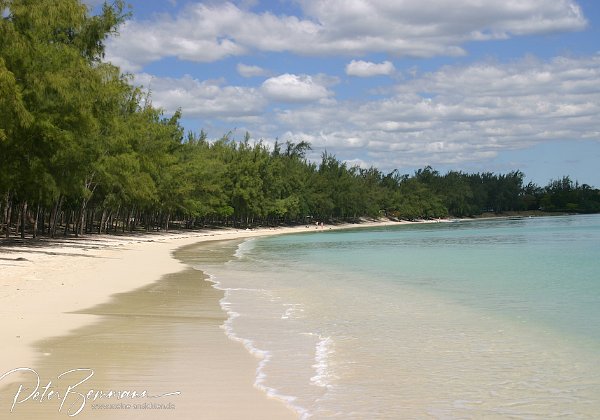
[87,0,600,187]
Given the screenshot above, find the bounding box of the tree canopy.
[1,0,599,238]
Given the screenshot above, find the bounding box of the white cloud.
[41,1,597,183]
[261,74,333,103]
[134,73,266,118]
[346,60,395,77]
[134,53,599,170]
[106,1,587,70]
[267,55,600,170]
[106,4,250,72]
[237,63,270,77]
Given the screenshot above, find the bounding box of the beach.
[1,216,599,418]
[0,220,400,419]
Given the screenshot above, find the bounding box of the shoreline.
[188,214,600,418]
[0,218,408,418]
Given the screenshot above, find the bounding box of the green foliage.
[538,176,600,213]
[1,0,598,238]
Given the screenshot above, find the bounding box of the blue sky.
[89,0,600,187]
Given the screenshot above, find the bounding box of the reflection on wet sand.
[0,240,296,419]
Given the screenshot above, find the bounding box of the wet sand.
[1,265,296,419]
[0,220,409,418]
[0,232,301,418]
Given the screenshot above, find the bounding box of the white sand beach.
[0,220,403,418]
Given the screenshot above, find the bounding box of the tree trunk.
[15,206,21,237]
[74,213,79,237]
[106,210,112,233]
[4,192,11,239]
[129,208,137,232]
[33,203,41,239]
[88,208,94,234]
[50,196,63,239]
[78,199,87,237]
[40,207,46,235]
[113,205,120,233]
[20,201,28,239]
[99,208,107,234]
[128,209,133,232]
[63,210,70,237]
[131,209,139,232]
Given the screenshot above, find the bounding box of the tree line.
[1,0,599,239]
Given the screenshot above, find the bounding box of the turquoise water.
[196,215,600,418]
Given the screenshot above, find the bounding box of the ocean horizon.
[191,215,600,418]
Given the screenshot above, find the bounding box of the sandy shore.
[0,220,405,418]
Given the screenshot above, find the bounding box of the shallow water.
[199,215,600,419]
[0,241,296,419]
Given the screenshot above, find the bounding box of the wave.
[206,271,312,419]
[310,335,335,390]
[233,238,256,259]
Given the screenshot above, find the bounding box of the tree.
[439,171,474,217]
[394,177,447,220]
[0,0,127,237]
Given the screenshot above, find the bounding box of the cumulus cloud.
[106,0,587,70]
[131,70,336,119]
[261,74,333,103]
[134,73,266,118]
[237,63,270,77]
[130,54,600,171]
[270,55,600,170]
[106,4,250,72]
[346,60,395,77]
[117,0,599,173]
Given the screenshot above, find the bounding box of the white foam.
[220,299,313,419]
[204,273,219,285]
[200,261,313,418]
[310,335,335,389]
[233,238,256,259]
[281,303,304,319]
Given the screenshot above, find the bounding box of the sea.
[191,215,600,419]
